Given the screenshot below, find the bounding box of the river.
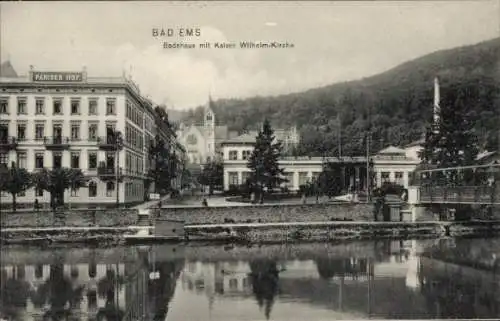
[1,237,499,321]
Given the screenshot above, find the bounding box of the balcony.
[0,137,18,151]
[97,164,123,181]
[97,136,123,151]
[44,136,70,150]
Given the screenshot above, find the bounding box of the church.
[175,97,300,167]
[175,98,229,165]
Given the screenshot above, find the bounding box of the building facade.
[176,99,229,166]
[0,63,185,207]
[221,135,421,192]
[176,101,300,167]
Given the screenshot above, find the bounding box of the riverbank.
[2,220,500,245]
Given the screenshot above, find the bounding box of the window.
[16,266,26,280]
[71,124,80,141]
[299,172,308,186]
[242,150,251,160]
[0,98,8,114]
[0,153,8,165]
[17,98,26,115]
[17,152,27,169]
[106,98,115,115]
[283,172,293,187]
[35,265,44,279]
[88,182,97,197]
[71,189,78,197]
[70,99,80,114]
[88,99,98,115]
[53,125,63,138]
[87,290,97,309]
[229,278,238,290]
[88,124,98,141]
[242,172,251,184]
[126,101,131,119]
[395,172,404,185]
[70,266,79,279]
[88,152,97,169]
[53,153,62,168]
[106,181,115,197]
[36,188,44,197]
[17,124,26,141]
[0,125,8,140]
[53,99,62,115]
[229,150,238,160]
[381,172,390,184]
[35,124,44,140]
[35,153,44,169]
[35,98,45,114]
[71,152,80,168]
[228,172,238,185]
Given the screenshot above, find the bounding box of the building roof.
[405,138,425,147]
[0,61,18,77]
[377,145,407,155]
[222,133,256,145]
[476,150,496,161]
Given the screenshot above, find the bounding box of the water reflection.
[1,238,500,320]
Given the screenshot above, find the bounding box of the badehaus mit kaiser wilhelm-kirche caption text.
[162,41,295,49]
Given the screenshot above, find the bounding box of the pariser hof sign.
[32,72,84,82]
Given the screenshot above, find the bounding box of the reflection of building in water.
[0,247,185,321]
[405,240,421,290]
[2,263,126,321]
[181,261,253,300]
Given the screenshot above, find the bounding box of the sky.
[1,1,499,110]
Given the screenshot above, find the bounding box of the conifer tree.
[247,119,285,203]
[419,85,479,185]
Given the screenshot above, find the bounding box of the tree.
[149,135,175,195]
[248,259,280,320]
[197,160,223,195]
[0,162,32,212]
[33,167,87,210]
[30,262,84,320]
[247,119,286,203]
[420,86,480,185]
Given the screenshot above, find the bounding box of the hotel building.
[0,62,186,207]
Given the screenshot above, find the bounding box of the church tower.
[204,94,216,162]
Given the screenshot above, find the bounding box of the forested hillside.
[179,37,500,156]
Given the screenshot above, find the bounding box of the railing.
[97,135,123,150]
[97,165,117,176]
[43,136,70,147]
[416,163,500,204]
[420,185,499,204]
[0,136,17,150]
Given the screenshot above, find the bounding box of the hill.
[180,37,500,156]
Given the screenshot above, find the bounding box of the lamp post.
[115,131,123,208]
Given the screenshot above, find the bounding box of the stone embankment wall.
[185,222,443,243]
[1,209,138,228]
[159,203,374,225]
